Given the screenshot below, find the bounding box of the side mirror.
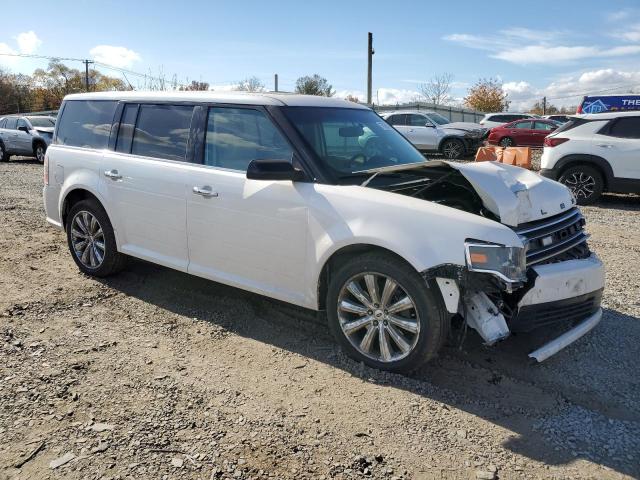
[17,126,29,133]
[246,159,306,182]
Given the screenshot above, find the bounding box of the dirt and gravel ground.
[1,157,639,480]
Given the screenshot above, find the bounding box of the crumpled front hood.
[443,121,486,132]
[426,161,575,226]
[33,127,54,134]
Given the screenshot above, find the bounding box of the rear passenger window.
[131,104,193,161]
[204,107,292,171]
[56,101,117,148]
[0,119,5,128]
[607,117,640,139]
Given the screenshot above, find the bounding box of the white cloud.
[15,31,41,54]
[90,45,141,68]
[445,27,640,65]
[0,43,18,67]
[501,69,640,111]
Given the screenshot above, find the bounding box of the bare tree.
[235,76,265,92]
[419,73,453,106]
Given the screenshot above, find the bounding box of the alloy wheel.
[443,141,462,159]
[36,145,45,163]
[70,211,106,269]
[337,272,420,363]
[563,172,595,199]
[500,138,513,147]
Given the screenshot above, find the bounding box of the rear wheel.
[558,165,603,205]
[499,137,514,147]
[66,199,126,277]
[327,252,448,373]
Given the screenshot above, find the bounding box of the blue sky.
[1,0,640,110]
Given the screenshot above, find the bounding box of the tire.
[558,165,604,205]
[499,137,514,147]
[65,199,126,277]
[0,142,7,162]
[440,138,465,159]
[34,142,46,164]
[327,252,448,373]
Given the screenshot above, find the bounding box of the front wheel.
[558,165,603,205]
[327,252,448,373]
[34,142,46,164]
[499,137,514,147]
[0,143,7,162]
[441,139,465,159]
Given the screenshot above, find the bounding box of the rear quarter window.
[55,100,117,148]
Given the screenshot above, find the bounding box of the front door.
[100,103,194,271]
[15,118,33,155]
[404,114,439,150]
[186,106,309,304]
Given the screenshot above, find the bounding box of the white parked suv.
[479,113,537,129]
[540,111,640,204]
[43,91,605,372]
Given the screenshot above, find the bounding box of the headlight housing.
[465,242,527,283]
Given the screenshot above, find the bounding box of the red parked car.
[487,119,560,148]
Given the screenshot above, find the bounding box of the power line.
[546,82,640,101]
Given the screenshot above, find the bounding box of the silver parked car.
[0,115,56,163]
[381,111,485,159]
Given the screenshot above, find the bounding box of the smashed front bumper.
[432,254,605,361]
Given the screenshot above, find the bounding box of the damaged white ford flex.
[43,92,605,372]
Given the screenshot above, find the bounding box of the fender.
[554,154,614,187]
[58,171,121,249]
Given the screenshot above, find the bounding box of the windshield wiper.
[357,160,431,187]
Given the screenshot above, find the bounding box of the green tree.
[295,74,334,96]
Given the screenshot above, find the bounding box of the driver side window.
[407,114,429,127]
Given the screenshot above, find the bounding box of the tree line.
[0,59,572,116]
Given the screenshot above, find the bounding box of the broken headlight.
[464,242,527,283]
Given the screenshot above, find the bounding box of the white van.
[43,91,604,372]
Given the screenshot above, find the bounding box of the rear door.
[595,116,640,179]
[531,121,557,147]
[100,103,193,271]
[2,117,18,151]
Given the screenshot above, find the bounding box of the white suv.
[479,113,537,129]
[540,111,640,204]
[43,91,605,372]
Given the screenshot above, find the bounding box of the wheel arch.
[554,154,614,190]
[316,243,420,311]
[32,137,46,150]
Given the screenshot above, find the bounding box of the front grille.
[509,290,602,333]
[514,208,590,266]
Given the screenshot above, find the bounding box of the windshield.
[425,112,450,125]
[27,117,55,127]
[281,107,426,178]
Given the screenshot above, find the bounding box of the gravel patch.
[1,157,638,479]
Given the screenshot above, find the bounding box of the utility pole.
[542,96,547,115]
[274,74,279,92]
[367,32,374,105]
[83,59,94,92]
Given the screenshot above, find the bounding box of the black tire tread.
[559,164,604,205]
